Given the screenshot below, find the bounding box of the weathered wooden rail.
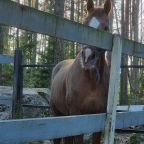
[0,55,14,64]
[0,1,144,58]
[0,1,144,144]
[0,111,144,143]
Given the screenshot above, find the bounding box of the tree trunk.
[131,0,140,104]
[53,0,65,63]
[70,0,75,58]
[70,0,74,21]
[16,0,20,49]
[0,26,4,85]
[32,0,38,64]
[80,0,84,23]
[0,26,8,85]
[120,0,129,105]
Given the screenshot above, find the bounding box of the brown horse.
[50,0,111,143]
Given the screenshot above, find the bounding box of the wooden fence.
[0,1,144,144]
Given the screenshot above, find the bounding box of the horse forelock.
[76,50,85,69]
[78,49,108,69]
[80,52,85,69]
[105,51,111,67]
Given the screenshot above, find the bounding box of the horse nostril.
[91,53,96,59]
[82,51,86,62]
[82,51,84,57]
[104,26,109,31]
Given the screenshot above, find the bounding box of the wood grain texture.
[0,1,144,58]
[0,0,112,51]
[0,111,144,143]
[104,35,122,144]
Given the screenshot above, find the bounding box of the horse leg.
[64,107,84,144]
[51,104,65,144]
[92,132,101,144]
[73,134,84,144]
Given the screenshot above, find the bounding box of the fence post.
[103,35,122,144]
[12,49,23,119]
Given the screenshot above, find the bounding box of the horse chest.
[68,80,107,114]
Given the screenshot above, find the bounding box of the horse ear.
[87,0,94,13]
[104,0,112,15]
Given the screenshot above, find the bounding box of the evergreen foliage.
[0,0,144,104]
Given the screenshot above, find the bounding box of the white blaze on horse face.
[85,48,92,63]
[89,17,100,29]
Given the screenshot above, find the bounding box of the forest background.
[0,0,144,105]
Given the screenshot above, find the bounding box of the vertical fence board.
[103,35,122,144]
[12,49,23,119]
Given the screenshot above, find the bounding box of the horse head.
[80,0,111,71]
